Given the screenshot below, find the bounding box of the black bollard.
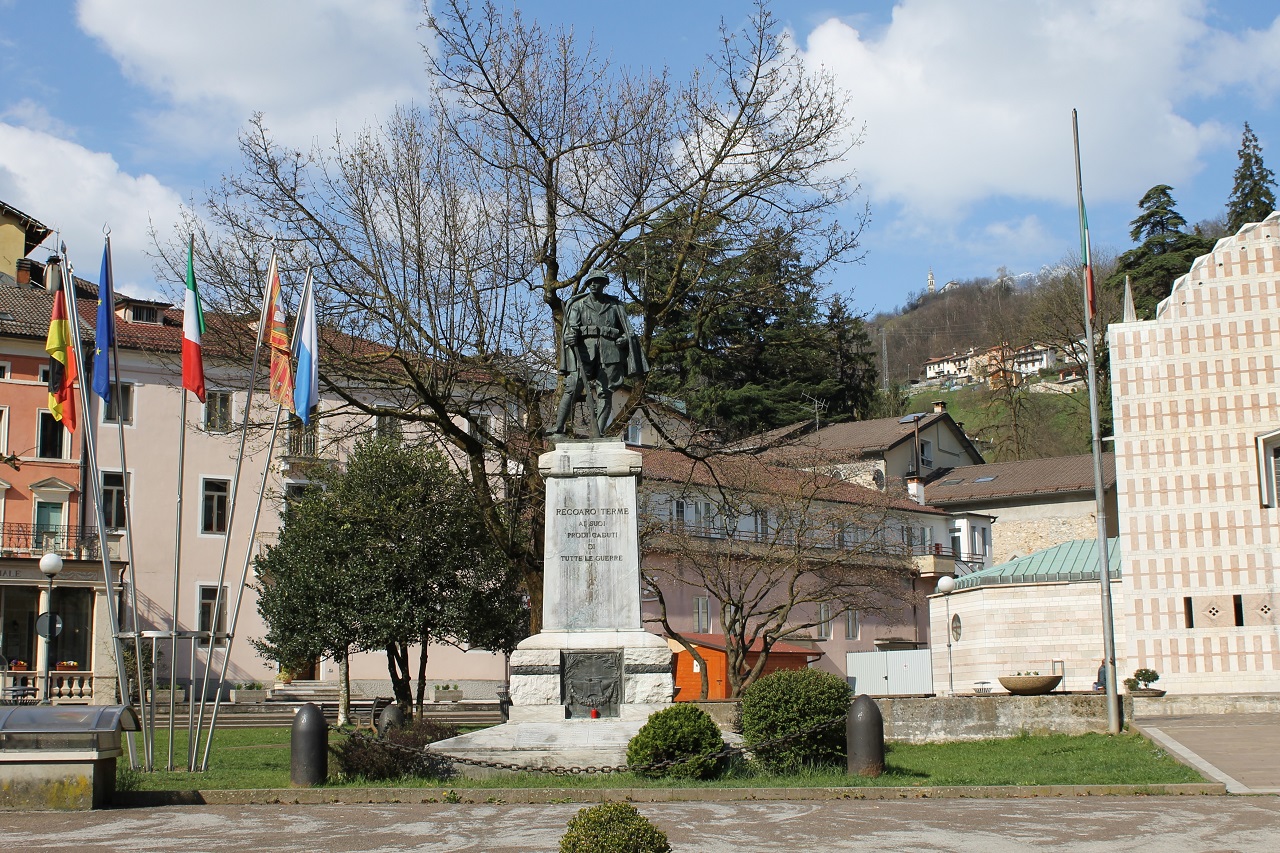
[290,703,328,787]
[846,693,885,777]
[496,686,512,723]
[377,702,405,736]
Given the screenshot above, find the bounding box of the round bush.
[560,802,671,853]
[626,703,726,779]
[739,668,850,773]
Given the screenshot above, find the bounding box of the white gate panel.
[845,649,934,696]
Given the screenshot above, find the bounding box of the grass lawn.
[122,727,1202,792]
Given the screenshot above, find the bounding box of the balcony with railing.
[0,524,102,560]
[911,542,986,578]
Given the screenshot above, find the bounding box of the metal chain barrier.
[327,712,846,777]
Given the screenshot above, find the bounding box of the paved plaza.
[1,796,1278,852]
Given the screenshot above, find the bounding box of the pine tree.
[1109,185,1214,318]
[1128,184,1187,244]
[1226,122,1277,233]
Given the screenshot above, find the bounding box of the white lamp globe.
[39,552,64,578]
[936,575,956,595]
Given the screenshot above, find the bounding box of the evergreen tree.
[1108,185,1214,318]
[1226,122,1277,233]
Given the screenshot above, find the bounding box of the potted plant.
[55,660,80,672]
[1123,668,1165,697]
[229,681,268,703]
[433,683,463,702]
[998,670,1063,696]
[8,660,29,672]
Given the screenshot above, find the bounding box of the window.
[36,411,66,459]
[287,414,319,457]
[102,472,128,529]
[283,482,316,504]
[0,362,9,379]
[817,603,833,640]
[845,609,860,640]
[1234,594,1245,627]
[626,417,643,446]
[102,383,134,426]
[694,596,711,633]
[130,305,159,324]
[197,585,228,646]
[39,365,50,384]
[750,509,770,541]
[375,414,401,440]
[201,479,230,534]
[470,411,495,446]
[1184,596,1195,629]
[920,439,933,469]
[204,391,233,432]
[1256,430,1280,507]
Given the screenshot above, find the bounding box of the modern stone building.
[1108,212,1280,694]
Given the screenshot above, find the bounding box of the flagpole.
[98,233,149,769]
[189,248,277,770]
[54,246,136,754]
[200,403,283,771]
[167,389,188,771]
[201,263,314,770]
[1073,109,1121,735]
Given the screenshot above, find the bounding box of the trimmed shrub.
[560,802,671,853]
[626,703,726,779]
[330,716,459,781]
[739,667,850,773]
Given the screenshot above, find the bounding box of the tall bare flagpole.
[1072,109,1121,734]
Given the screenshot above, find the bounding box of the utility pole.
[881,328,889,391]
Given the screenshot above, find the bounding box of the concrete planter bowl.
[998,675,1063,696]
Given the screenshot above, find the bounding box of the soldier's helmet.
[584,269,609,286]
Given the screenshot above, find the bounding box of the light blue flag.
[292,268,318,424]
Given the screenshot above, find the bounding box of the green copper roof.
[954,538,1121,590]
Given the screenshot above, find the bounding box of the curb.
[115,782,1225,808]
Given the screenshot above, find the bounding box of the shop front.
[0,560,119,704]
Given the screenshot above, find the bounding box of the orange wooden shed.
[668,634,823,701]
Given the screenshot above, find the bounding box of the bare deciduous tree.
[158,0,865,633]
[639,450,917,698]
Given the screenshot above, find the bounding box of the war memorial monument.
[432,270,674,771]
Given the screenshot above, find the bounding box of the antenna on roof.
[801,393,828,432]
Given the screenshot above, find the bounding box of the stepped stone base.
[429,719,646,778]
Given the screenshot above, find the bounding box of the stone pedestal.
[432,440,673,774]
[508,440,673,721]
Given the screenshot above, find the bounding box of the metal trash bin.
[0,705,140,810]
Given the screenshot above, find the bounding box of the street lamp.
[936,575,956,696]
[39,552,63,703]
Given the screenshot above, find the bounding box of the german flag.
[45,258,78,432]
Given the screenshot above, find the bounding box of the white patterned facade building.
[1109,212,1280,694]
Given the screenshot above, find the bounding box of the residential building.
[923,453,1117,565]
[637,447,992,693]
[922,350,974,383]
[753,401,986,491]
[1108,211,1280,694]
[1012,343,1059,376]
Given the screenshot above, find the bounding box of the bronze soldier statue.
[551,269,647,437]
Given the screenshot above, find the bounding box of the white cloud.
[0,99,77,139]
[801,0,1250,218]
[0,123,183,300]
[75,0,427,154]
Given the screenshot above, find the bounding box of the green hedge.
[626,703,726,779]
[560,802,671,853]
[739,668,849,772]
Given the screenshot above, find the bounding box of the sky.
[2,0,1280,317]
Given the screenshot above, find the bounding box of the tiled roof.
[640,447,949,515]
[924,453,1115,505]
[742,411,984,468]
[953,538,1121,589]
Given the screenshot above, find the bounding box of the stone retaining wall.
[876,695,1132,742]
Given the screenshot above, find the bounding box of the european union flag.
[93,237,115,401]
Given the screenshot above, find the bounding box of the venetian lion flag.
[44,257,78,432]
[264,253,294,410]
[183,236,207,402]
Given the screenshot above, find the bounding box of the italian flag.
[183,235,207,402]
